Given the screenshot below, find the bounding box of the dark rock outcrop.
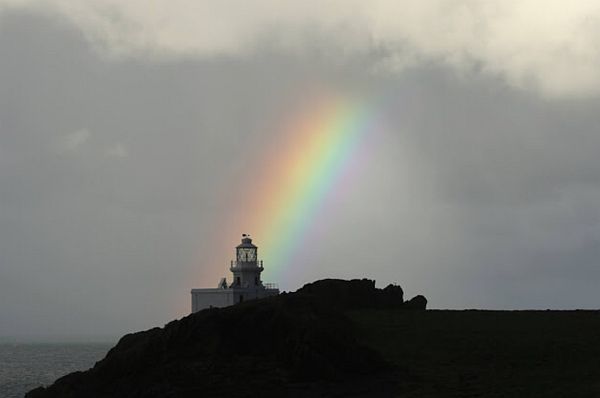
[297,279,404,309]
[27,279,425,398]
[404,295,427,310]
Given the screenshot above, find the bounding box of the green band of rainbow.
[209,90,382,288]
[258,96,376,282]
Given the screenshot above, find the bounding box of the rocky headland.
[27,279,421,398]
[26,278,600,397]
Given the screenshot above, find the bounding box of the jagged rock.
[26,279,425,398]
[404,295,427,310]
[296,279,378,310]
[381,284,404,307]
[296,279,405,310]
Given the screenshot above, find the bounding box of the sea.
[0,342,113,398]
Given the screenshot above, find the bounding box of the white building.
[191,235,279,313]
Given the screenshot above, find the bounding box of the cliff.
[26,279,418,398]
[25,279,600,397]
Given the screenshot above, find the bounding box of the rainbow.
[210,89,382,288]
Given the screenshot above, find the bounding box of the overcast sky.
[2,1,600,340]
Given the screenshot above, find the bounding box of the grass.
[348,309,600,397]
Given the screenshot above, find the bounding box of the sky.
[2,1,600,340]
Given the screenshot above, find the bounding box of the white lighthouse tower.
[231,234,264,288]
[191,235,279,313]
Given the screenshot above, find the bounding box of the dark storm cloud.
[1,10,600,338]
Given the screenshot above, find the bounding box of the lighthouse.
[231,234,264,288]
[191,235,279,313]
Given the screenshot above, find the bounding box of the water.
[0,343,112,398]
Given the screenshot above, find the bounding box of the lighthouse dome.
[237,234,257,248]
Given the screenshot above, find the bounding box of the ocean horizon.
[0,342,113,398]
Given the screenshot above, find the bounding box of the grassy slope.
[348,309,600,397]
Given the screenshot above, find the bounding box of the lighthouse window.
[237,248,256,262]
[236,277,240,286]
[239,295,244,303]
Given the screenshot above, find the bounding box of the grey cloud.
[1,10,600,339]
[4,1,600,97]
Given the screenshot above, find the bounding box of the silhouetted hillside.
[349,308,600,397]
[26,279,600,397]
[26,279,412,398]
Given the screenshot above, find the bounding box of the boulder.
[404,295,428,310]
